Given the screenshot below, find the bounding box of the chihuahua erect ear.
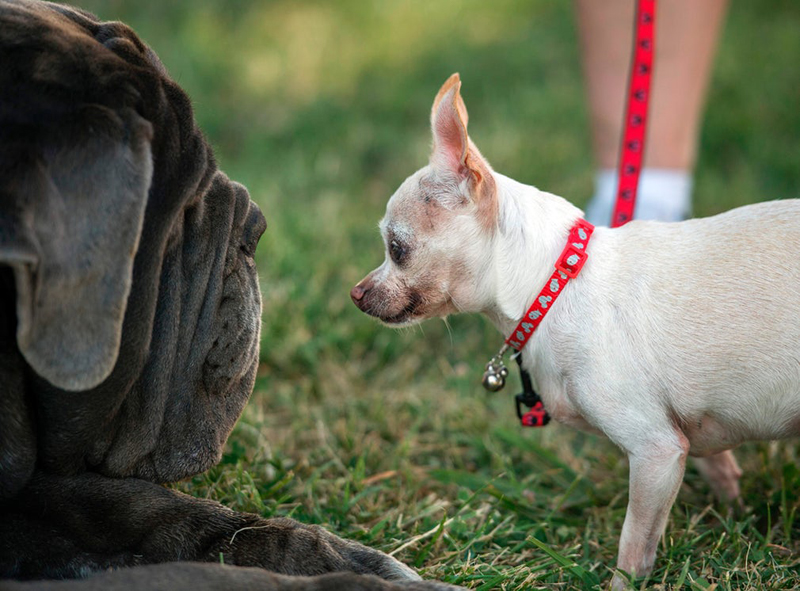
[430,73,496,204]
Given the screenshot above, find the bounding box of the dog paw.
[224,517,423,581]
[302,573,465,590]
[335,538,422,581]
[609,571,634,591]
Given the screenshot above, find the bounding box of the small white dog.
[351,73,800,586]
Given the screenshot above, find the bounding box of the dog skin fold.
[0,2,460,589]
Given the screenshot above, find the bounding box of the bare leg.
[612,436,689,590]
[692,450,743,502]
[576,0,728,169]
[575,0,729,223]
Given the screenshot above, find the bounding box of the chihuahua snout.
[351,275,413,323]
[350,278,373,310]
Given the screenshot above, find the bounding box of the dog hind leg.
[691,450,742,502]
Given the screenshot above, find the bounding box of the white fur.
[366,170,800,586]
[486,175,800,587]
[473,175,800,583]
[353,76,800,587]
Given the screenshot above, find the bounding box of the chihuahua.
[351,73,800,587]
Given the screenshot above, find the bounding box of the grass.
[78,1,800,588]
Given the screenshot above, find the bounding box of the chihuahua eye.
[389,239,406,265]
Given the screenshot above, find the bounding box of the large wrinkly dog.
[351,73,800,588]
[0,2,457,590]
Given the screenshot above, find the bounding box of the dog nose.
[350,284,366,302]
[241,204,267,256]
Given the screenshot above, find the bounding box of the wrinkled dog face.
[0,0,267,492]
[351,74,498,326]
[200,193,266,400]
[124,174,268,483]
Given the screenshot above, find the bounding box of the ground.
[79,1,800,588]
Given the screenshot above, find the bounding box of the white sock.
[584,168,693,226]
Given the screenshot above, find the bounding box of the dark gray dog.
[0,2,456,590]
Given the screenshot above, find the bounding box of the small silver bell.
[481,344,511,393]
[482,370,505,392]
[482,356,508,392]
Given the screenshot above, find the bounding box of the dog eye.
[389,240,406,264]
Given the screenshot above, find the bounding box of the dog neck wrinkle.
[488,173,583,337]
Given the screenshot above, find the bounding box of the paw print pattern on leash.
[611,0,655,228]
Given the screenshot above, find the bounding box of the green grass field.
[79,1,800,588]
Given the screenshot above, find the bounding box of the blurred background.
[77,1,800,588]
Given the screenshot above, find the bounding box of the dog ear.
[0,106,153,391]
[430,73,495,204]
[430,73,469,171]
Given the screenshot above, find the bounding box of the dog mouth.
[377,292,423,325]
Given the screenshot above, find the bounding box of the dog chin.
[375,298,456,327]
[377,311,424,327]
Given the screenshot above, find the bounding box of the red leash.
[611,0,657,228]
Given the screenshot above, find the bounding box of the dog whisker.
[441,316,453,348]
[444,288,465,314]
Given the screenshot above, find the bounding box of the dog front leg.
[691,450,742,502]
[1,564,461,591]
[612,435,689,589]
[0,471,421,583]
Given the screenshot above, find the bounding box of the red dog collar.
[505,218,594,351]
[481,219,594,389]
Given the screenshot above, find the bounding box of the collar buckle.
[554,219,594,278]
[555,245,588,278]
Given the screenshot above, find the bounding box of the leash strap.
[611,0,657,228]
[505,219,594,351]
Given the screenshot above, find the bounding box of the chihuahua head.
[351,74,502,326]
